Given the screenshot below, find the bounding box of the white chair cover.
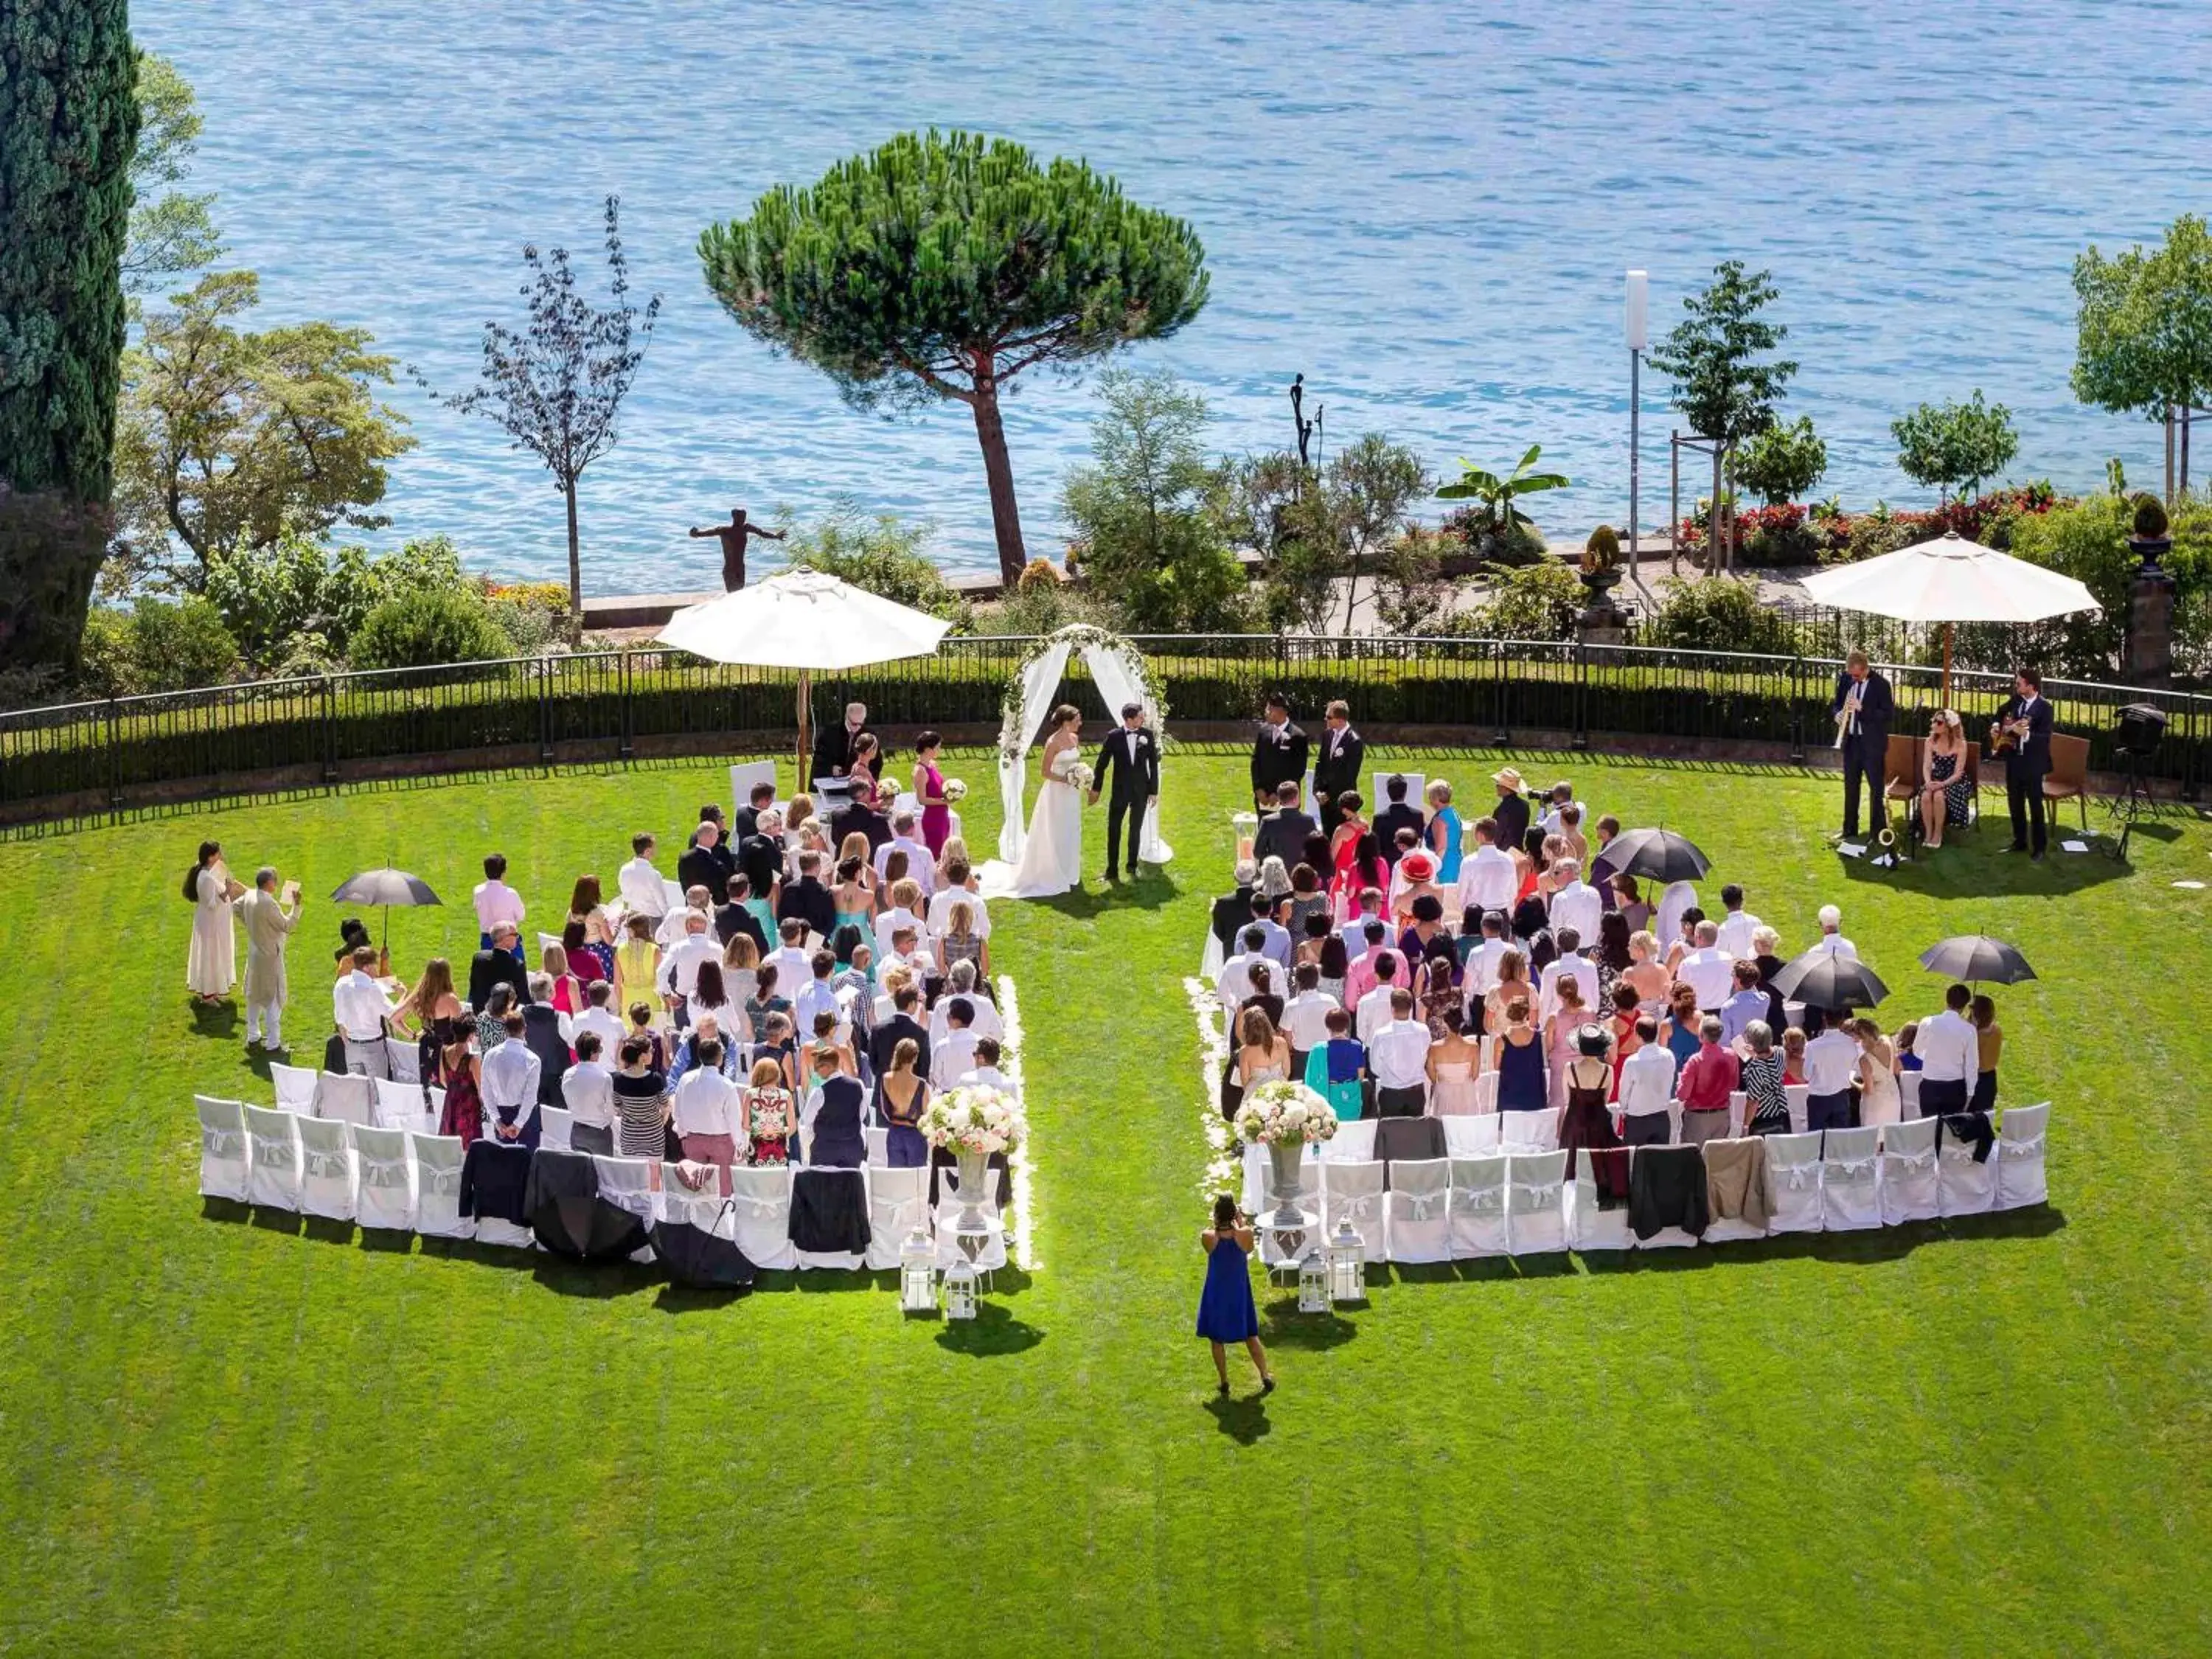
[408,1132,473,1239]
[314,1071,375,1127]
[1878,1116,1941,1225]
[1371,771,1425,814]
[1819,1125,1882,1231]
[242,1104,303,1210]
[592,1156,660,1261]
[1473,1071,1499,1113]
[539,1106,574,1152]
[1993,1102,2051,1211]
[374,1077,427,1128]
[1725,1090,1747,1140]
[1318,1161,1386,1246]
[864,1165,931,1270]
[351,1124,415,1231]
[1447,1154,1512,1258]
[296,1114,358,1221]
[384,1036,422,1085]
[864,1126,889,1167]
[1937,1119,1999,1218]
[1504,1149,1570,1256]
[195,1095,251,1202]
[1321,1119,1377,1163]
[659,1162,728,1228]
[474,1214,535,1250]
[1442,1115,1501,1157]
[1499,1106,1561,1152]
[1899,1070,1924,1119]
[1764,1132,1825,1234]
[1384,1157,1453,1263]
[727,1165,799,1270]
[1785,1083,1809,1136]
[270,1061,319,1114]
[1565,1161,1635,1251]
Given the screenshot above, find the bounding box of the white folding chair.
[1473,1071,1499,1113]
[1442,1115,1501,1157]
[1320,1119,1377,1163]
[408,1133,473,1239]
[1703,1139,1770,1245]
[1371,771,1425,814]
[195,1096,251,1202]
[1820,1125,1882,1231]
[1785,1083,1809,1137]
[728,1165,799,1270]
[728,759,776,816]
[351,1124,415,1231]
[1898,1071,1924,1120]
[1504,1149,1570,1256]
[241,1105,303,1210]
[270,1062,319,1115]
[1725,1090,1747,1140]
[314,1071,375,1127]
[864,1165,931,1269]
[1383,1157,1453,1263]
[1764,1132,1825,1234]
[1993,1102,2051,1211]
[1246,1149,1321,1266]
[1498,1106,1561,1152]
[591,1155,659,1260]
[1447,1154,1511,1258]
[296,1114,358,1221]
[1937,1119,1999,1218]
[374,1077,426,1128]
[1878,1116,1941,1225]
[384,1036,422,1085]
[1565,1154,1634,1251]
[864,1126,889,1167]
[539,1105,574,1152]
[1318,1161,1385,1246]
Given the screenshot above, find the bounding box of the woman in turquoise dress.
[1425,781,1464,887]
[1195,1194,1274,1397]
[1301,1009,1368,1120]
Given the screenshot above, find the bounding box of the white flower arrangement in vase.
[920,1085,1029,1157]
[1234,1080,1338,1148]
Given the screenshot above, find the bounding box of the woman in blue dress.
[1196,1194,1274,1397]
[1425,781,1464,887]
[1494,997,1550,1112]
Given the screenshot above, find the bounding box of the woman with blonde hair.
[1225,1004,1293,1120]
[1424,779,1463,886]
[540,940,585,1016]
[614,911,660,1020]
[936,897,988,981]
[1484,948,1534,1040]
[1622,929,1672,1012]
[1919,708,1972,848]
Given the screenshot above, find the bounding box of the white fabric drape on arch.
[992,637,1174,868]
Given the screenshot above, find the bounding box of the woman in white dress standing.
[1004,704,1087,899]
[1848,1018,1901,1127]
[185,839,243,1003]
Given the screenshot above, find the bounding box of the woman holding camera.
[1196,1193,1275,1397]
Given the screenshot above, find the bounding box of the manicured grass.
[1,746,2205,1655]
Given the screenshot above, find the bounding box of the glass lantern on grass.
[1297,1248,1329,1314]
[942,1258,980,1321]
[1327,1217,1367,1305]
[899,1226,937,1315]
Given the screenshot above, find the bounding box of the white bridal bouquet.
[1234,1080,1338,1149]
[920,1085,1029,1156]
[942,778,969,804]
[1064,761,1096,791]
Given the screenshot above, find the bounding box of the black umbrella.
[526,1150,651,1261]
[1591,827,1711,886]
[650,1213,759,1291]
[1770,949,1891,1011]
[330,867,442,950]
[1919,935,2037,986]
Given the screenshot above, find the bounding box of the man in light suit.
[236,866,300,1051]
[1311,699,1365,831]
[1089,702,1161,882]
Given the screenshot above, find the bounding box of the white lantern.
[942,1258,979,1321]
[899,1226,937,1315]
[1297,1248,1329,1314]
[1326,1217,1366,1305]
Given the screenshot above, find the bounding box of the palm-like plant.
[1436,444,1570,534]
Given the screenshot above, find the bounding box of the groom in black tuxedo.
[1090,703,1161,881]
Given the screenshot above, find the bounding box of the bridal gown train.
[994,748,1085,899]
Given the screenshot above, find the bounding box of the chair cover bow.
[1998,1133,2045,1158]
[200,1127,246,1160]
[357,1154,410,1188]
[1455,1186,1504,1213]
[1778,1164,1815,1192]
[420,1165,462,1197]
[1401,1189,1443,1220]
[302,1147,351,1180]
[1885,1146,1938,1174]
[1509,1181,1559,1210]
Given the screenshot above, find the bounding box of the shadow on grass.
[1032,880,1182,921]
[1836,835,2130,897]
[200,1196,250,1225]
[531,1254,662,1299]
[1261,1294,1357,1351]
[356,1225,414,1253]
[187,999,240,1042]
[246,1205,302,1237]
[1203,1394,1273,1446]
[935,1297,1045,1357]
[653,1281,755,1312]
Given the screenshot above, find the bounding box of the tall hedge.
[0,0,139,672]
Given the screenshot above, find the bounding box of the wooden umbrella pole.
[795,669,812,794]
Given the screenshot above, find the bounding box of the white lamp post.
[1326,1217,1367,1305]
[1297,1247,1329,1314]
[899,1225,937,1315]
[1626,270,1649,582]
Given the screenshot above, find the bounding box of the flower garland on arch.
[993,625,1172,765]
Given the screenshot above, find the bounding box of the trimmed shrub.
[1645,577,1796,655]
[348,588,511,670]
[1447,562,1582,640]
[78,597,241,696]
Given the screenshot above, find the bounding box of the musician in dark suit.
[1088,702,1161,882]
[1830,650,1895,840]
[1311,699,1365,831]
[1994,667,2055,858]
[1253,781,1317,869]
[1250,694,1310,810]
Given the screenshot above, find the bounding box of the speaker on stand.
[2110,703,2167,860]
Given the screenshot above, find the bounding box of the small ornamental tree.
[700,130,1208,585]
[2073,213,2212,495]
[1891,391,2019,501]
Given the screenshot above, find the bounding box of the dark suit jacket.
[1492,790,1531,855]
[811,723,883,784]
[712,901,768,955]
[1210,886,1256,954]
[466,947,531,1015]
[1093,726,1160,803]
[829,803,891,858]
[1374,802,1426,865]
[1253,809,1318,869]
[1831,669,1895,750]
[1312,724,1365,804]
[869,1013,931,1083]
[1251,722,1310,800]
[677,842,734,905]
[521,1004,571,1105]
[1997,693,2054,778]
[776,876,837,940]
[733,832,785,902]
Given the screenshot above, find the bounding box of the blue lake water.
[140,0,2211,591]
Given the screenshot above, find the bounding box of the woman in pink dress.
[913,731,953,857]
[1427,1006,1481,1113]
[1543,977,1591,1111]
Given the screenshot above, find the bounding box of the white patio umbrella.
[655,569,953,779]
[1798,531,2100,698]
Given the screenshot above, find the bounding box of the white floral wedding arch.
[992,625,1174,867]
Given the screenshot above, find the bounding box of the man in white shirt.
[929,964,1004,1045]
[658,883,713,949]
[957,1038,1010,1092]
[1803,1021,1862,1132]
[1457,818,1518,917]
[1218,928,1270,1013]
[874,811,936,897]
[933,998,982,1083]
[792,950,848,1048]
[1280,963,1338,1070]
[479,1012,542,1143]
[1617,1018,1677,1146]
[1356,956,1405,1045]
[656,910,721,1020]
[764,918,813,993]
[670,1039,741,1172]
[570,981,625,1060]
[1461,911,1510,1010]
[617,832,667,921]
[1547,860,1602,947]
[877,927,928,993]
[332,946,395,1079]
[1537,784,1582,839]
[928,876,991,940]
[1714,883,1762,959]
[471,852,526,954]
[1809,903,1858,960]
[1915,984,1979,1117]
[874,888,926,964]
[1537,931,1600,1025]
[562,1031,618,1155]
[1367,990,1433,1117]
[1674,921,1736,1012]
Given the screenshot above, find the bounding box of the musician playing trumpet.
[1993,667,2054,859]
[1829,649,1894,841]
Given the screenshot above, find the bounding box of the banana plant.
[1435,443,1571,533]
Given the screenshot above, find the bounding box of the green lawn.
[1,746,2205,1655]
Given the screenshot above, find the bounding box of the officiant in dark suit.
[1995,667,2055,858]
[810,700,884,785]
[1089,702,1161,882]
[1311,699,1365,830]
[1250,694,1310,811]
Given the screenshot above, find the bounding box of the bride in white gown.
[1002,704,1087,899]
